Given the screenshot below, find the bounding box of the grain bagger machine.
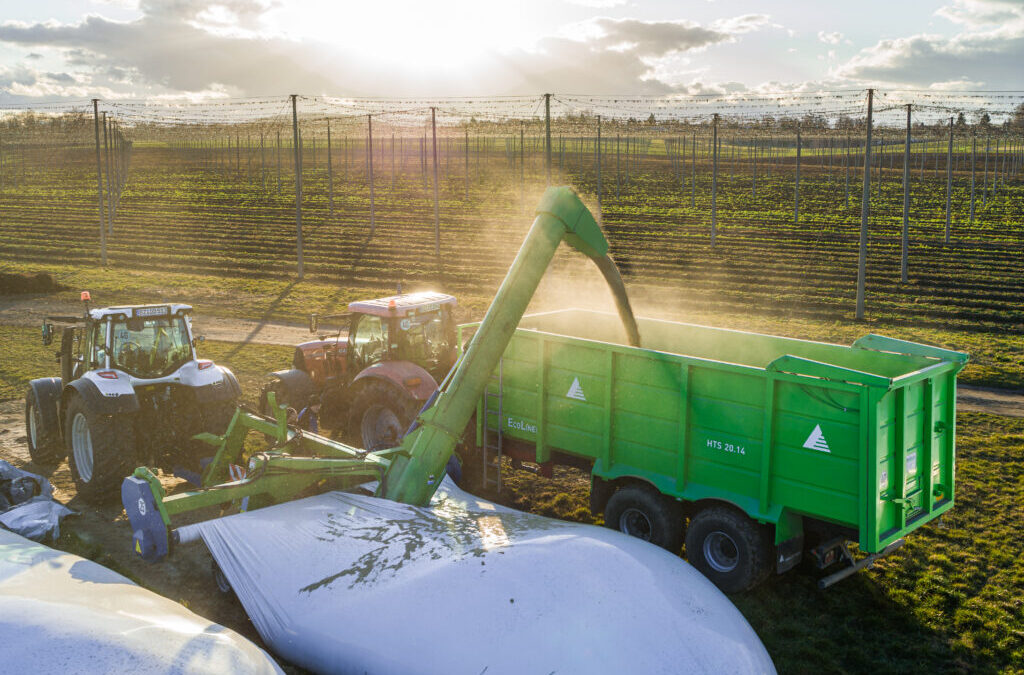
[122,185,642,561]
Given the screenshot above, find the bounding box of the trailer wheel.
[65,396,133,504]
[348,380,420,451]
[604,484,685,553]
[25,388,64,466]
[685,506,771,593]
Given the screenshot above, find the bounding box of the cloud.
[833,0,1024,86]
[817,31,843,45]
[562,0,628,7]
[0,5,772,98]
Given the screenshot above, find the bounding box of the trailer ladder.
[482,358,504,493]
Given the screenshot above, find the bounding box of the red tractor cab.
[263,291,458,450]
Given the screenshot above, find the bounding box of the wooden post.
[856,89,873,320]
[945,117,953,244]
[103,112,113,236]
[290,94,303,278]
[901,104,911,283]
[544,93,552,185]
[431,108,441,259]
[92,99,106,266]
[326,119,333,217]
[712,115,719,247]
[464,128,469,201]
[969,130,976,225]
[596,115,602,205]
[367,115,375,238]
[794,124,801,225]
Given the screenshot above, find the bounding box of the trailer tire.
[348,380,420,451]
[604,484,685,553]
[65,395,133,504]
[25,388,64,467]
[685,506,772,593]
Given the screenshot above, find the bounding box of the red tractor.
[263,292,459,451]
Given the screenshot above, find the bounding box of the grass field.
[0,118,1021,672]
[0,324,1021,673]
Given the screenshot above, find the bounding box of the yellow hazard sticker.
[135,539,142,554]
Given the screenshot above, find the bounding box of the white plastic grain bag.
[199,478,775,674]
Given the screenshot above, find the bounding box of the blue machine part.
[121,476,168,562]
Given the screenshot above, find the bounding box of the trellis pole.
[431,107,440,259]
[856,89,873,320]
[367,114,375,238]
[794,124,801,225]
[290,94,303,279]
[712,114,719,248]
[596,115,602,205]
[901,104,911,283]
[326,119,333,217]
[945,117,953,244]
[92,99,106,266]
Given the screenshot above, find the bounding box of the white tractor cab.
[25,293,240,502]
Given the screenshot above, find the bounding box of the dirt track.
[4,295,1019,417]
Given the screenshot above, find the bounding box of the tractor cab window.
[111,316,193,379]
[398,311,447,366]
[91,321,109,369]
[351,315,388,369]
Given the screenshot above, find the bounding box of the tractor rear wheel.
[684,505,772,593]
[25,388,64,467]
[65,396,133,503]
[347,381,421,451]
[604,483,685,553]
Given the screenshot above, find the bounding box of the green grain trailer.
[466,309,968,591]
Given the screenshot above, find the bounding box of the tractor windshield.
[398,311,449,366]
[111,316,193,379]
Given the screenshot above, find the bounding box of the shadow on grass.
[224,281,299,359]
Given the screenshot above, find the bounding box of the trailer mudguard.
[27,378,63,438]
[63,376,139,416]
[353,361,439,401]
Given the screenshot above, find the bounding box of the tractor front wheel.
[25,388,64,467]
[65,396,133,503]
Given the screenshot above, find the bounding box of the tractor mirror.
[41,323,53,346]
[309,313,319,334]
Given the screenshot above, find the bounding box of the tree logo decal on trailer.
[566,377,587,401]
[803,424,831,453]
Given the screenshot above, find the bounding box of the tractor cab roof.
[89,304,194,321]
[348,292,456,318]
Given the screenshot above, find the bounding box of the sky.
[0,0,1021,102]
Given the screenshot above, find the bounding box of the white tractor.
[24,293,240,502]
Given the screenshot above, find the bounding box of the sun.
[266,0,535,72]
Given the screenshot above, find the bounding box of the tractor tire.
[685,505,772,593]
[202,398,239,437]
[25,388,64,467]
[604,483,685,553]
[64,396,133,504]
[347,380,421,452]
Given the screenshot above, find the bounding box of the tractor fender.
[267,368,315,402]
[27,377,63,436]
[63,374,139,416]
[191,366,242,404]
[352,361,438,402]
